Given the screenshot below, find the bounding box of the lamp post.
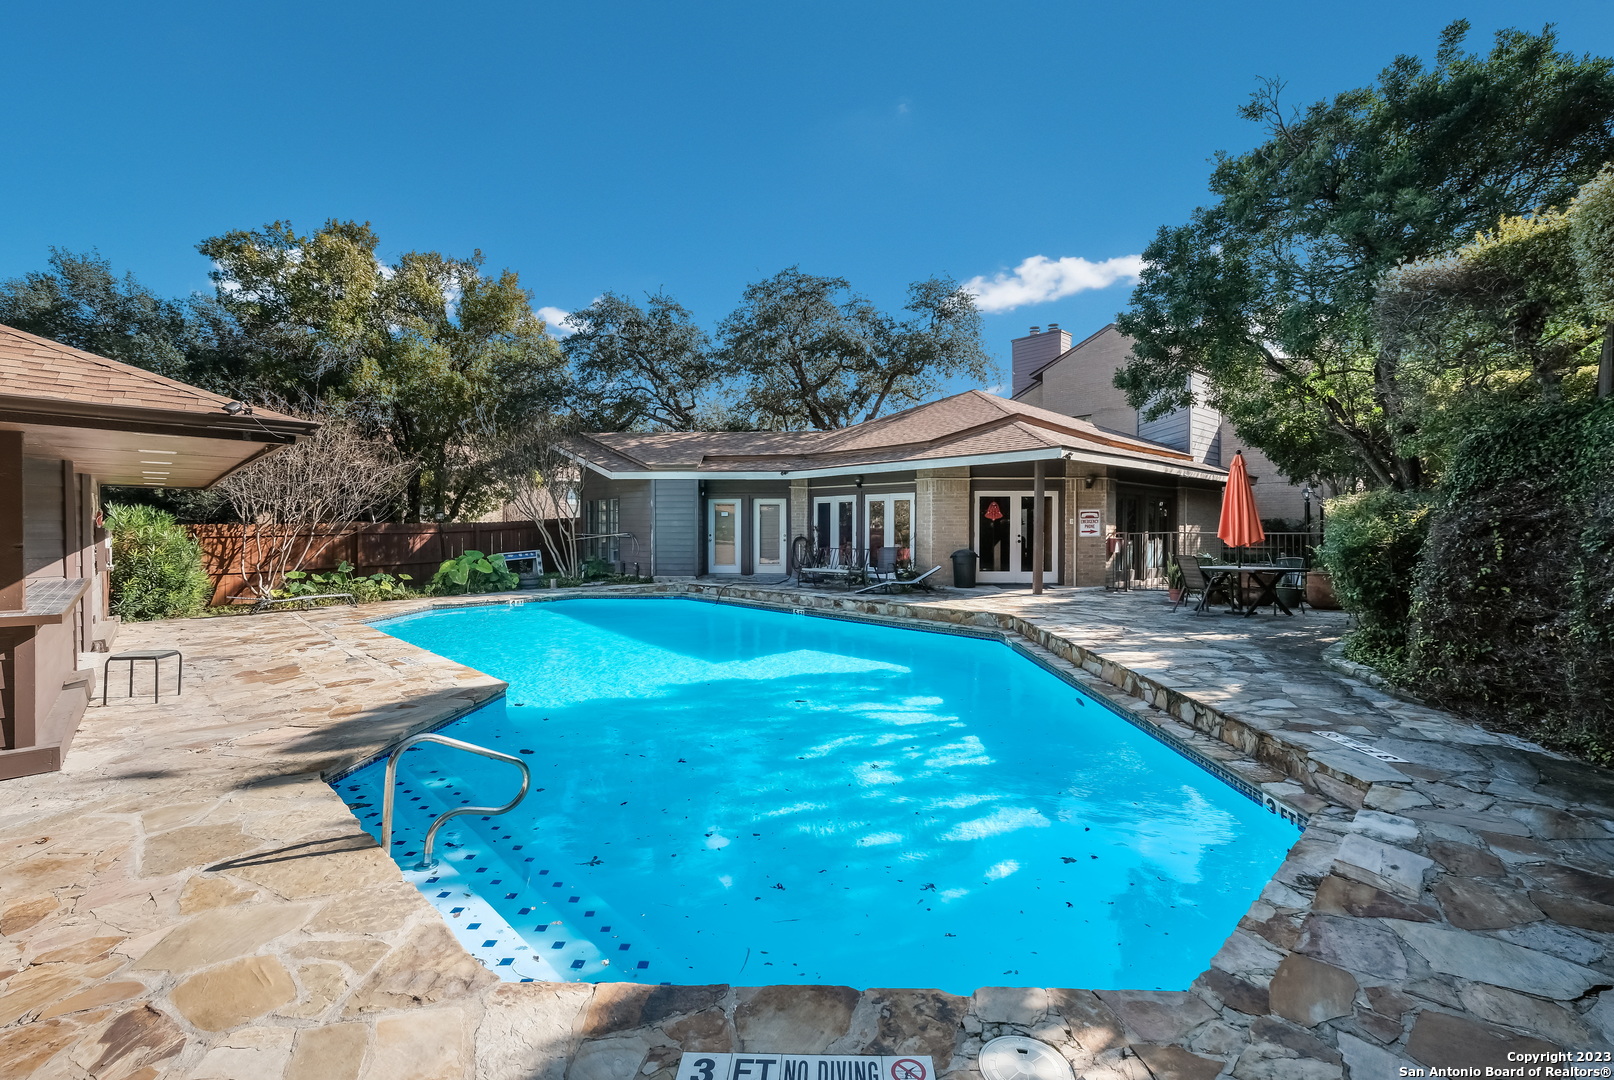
[1301,483,1314,532]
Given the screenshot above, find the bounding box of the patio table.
[1196,564,1295,617]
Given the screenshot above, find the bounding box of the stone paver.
[2,583,1613,1077]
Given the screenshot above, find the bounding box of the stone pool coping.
[2,583,1613,1079]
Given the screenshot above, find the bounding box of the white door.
[754,499,786,573]
[811,496,855,564]
[863,493,915,566]
[975,490,1060,584]
[708,499,741,574]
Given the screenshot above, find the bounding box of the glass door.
[812,497,855,565]
[754,499,786,573]
[864,493,914,566]
[975,490,1059,583]
[708,499,740,574]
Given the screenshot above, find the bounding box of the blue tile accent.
[636,961,649,969]
[551,941,566,949]
[437,892,451,898]
[482,939,497,947]
[618,944,631,951]
[570,959,585,969]
[466,923,482,930]
[498,958,515,966]
[450,907,464,915]
[568,896,579,903]
[518,908,532,915]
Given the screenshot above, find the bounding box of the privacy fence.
[186,521,566,605]
[1107,530,1323,590]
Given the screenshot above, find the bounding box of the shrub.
[1410,400,1614,760]
[280,561,414,604]
[427,551,519,596]
[105,503,213,621]
[1314,488,1432,676]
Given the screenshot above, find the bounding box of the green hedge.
[1315,489,1433,678]
[106,503,212,621]
[1410,401,1614,760]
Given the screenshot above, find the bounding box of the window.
[584,498,620,566]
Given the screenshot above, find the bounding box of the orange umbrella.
[1218,451,1265,562]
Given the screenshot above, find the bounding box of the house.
[569,389,1228,587]
[1011,323,1315,525]
[0,323,316,781]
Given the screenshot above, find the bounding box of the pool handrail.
[380,731,532,871]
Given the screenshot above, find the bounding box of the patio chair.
[1276,557,1309,613]
[1171,558,1203,612]
[1187,555,1235,612]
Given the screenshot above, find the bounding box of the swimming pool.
[338,597,1299,994]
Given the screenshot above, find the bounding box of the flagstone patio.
[3,584,1613,1080]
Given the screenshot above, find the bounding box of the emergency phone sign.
[1078,510,1102,536]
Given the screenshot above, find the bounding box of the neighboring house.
[568,389,1227,587]
[0,324,316,781]
[1012,324,1315,525]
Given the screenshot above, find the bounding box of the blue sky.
[6,2,1613,389]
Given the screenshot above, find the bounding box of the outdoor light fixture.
[854,476,864,488]
[222,401,250,415]
[1083,476,1096,489]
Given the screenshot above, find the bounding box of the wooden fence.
[186,521,567,605]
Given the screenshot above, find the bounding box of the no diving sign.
[679,1054,933,1080]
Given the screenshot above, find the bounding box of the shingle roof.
[573,389,1224,480]
[0,323,304,425]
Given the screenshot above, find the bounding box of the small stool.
[103,649,184,705]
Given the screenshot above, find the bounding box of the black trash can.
[950,548,979,589]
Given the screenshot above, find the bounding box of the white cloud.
[536,305,574,337]
[962,254,1145,313]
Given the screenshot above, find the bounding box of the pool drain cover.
[978,1036,1074,1080]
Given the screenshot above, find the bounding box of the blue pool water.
[339,598,1298,993]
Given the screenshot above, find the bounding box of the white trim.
[707,497,742,574]
[569,445,1225,483]
[753,498,787,573]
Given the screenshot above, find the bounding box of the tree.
[561,291,730,430]
[215,416,414,596]
[1570,164,1614,396]
[719,268,991,430]
[499,412,586,578]
[0,249,230,387]
[201,220,570,520]
[1116,22,1614,490]
[350,250,569,521]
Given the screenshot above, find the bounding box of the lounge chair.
[856,565,940,594]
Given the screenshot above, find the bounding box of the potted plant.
[1165,559,1186,603]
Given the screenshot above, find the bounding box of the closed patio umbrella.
[1218,451,1265,565]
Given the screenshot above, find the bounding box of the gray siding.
[1137,406,1191,453]
[578,474,651,573]
[652,479,699,576]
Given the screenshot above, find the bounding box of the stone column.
[1072,474,1116,587]
[915,468,970,584]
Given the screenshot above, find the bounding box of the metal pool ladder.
[379,732,531,871]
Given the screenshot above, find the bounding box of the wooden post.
[1032,459,1046,595]
[0,432,24,612]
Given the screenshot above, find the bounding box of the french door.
[863,493,914,565]
[975,491,1059,584]
[812,497,855,563]
[754,499,787,573]
[708,499,741,574]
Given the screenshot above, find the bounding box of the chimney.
[1010,324,1072,397]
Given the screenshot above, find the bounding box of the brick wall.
[915,468,969,583]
